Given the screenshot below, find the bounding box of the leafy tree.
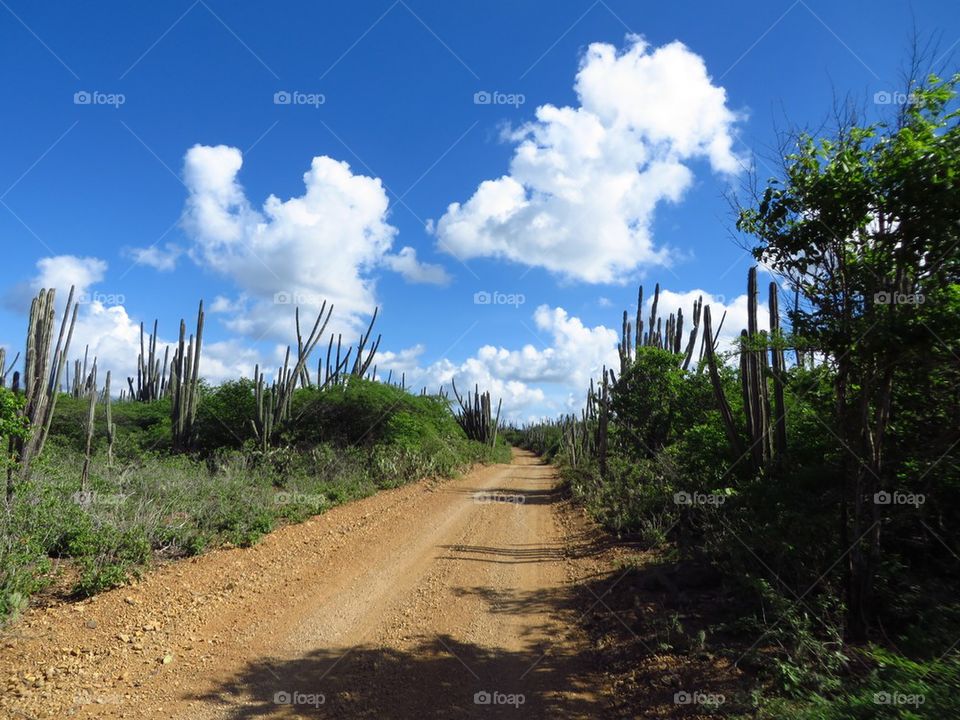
[612,347,685,456]
[738,74,960,639]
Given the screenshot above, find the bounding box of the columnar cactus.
[769,281,788,460]
[13,287,79,484]
[647,283,660,346]
[252,303,334,448]
[80,359,98,488]
[170,301,205,451]
[128,320,168,401]
[0,348,18,388]
[104,370,116,466]
[740,267,772,468]
[597,367,611,477]
[319,309,381,387]
[350,307,381,379]
[618,283,703,372]
[681,296,703,370]
[702,304,745,461]
[451,380,502,446]
[701,268,789,472]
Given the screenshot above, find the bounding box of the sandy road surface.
[1,451,610,719]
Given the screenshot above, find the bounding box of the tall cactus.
[741,267,772,468]
[317,309,381,388]
[703,304,746,461]
[702,268,789,473]
[170,301,204,451]
[350,307,381,379]
[128,320,168,401]
[80,359,98,488]
[451,380,502,445]
[618,283,703,372]
[67,346,93,398]
[0,349,19,388]
[104,370,116,466]
[13,287,79,485]
[253,302,334,448]
[681,296,703,370]
[769,282,788,461]
[648,282,660,346]
[618,310,632,373]
[597,367,611,477]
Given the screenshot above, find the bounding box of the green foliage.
[285,377,509,477]
[507,423,563,460]
[0,387,29,474]
[49,394,171,457]
[569,455,679,545]
[752,648,960,719]
[0,387,28,442]
[0,484,53,621]
[193,379,258,453]
[73,525,151,597]
[612,347,686,455]
[290,377,460,447]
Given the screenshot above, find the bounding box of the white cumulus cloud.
[405,305,620,423]
[383,246,451,285]
[434,36,742,283]
[4,255,108,313]
[180,144,449,339]
[124,243,183,272]
[35,255,107,295]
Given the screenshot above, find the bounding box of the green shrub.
[193,379,258,453]
[508,423,563,459]
[73,525,151,597]
[289,377,464,449]
[49,395,172,457]
[0,493,54,621]
[612,347,687,455]
[753,648,960,719]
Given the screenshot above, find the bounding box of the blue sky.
[1,0,957,420]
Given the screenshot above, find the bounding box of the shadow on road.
[190,633,603,719]
[449,485,561,505]
[436,532,616,565]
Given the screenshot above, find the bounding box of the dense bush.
[755,648,960,719]
[193,379,258,453]
[49,394,171,456]
[289,378,461,447]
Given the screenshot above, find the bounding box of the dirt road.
[1,451,610,718]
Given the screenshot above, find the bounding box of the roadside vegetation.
[509,73,960,717]
[0,302,508,623]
